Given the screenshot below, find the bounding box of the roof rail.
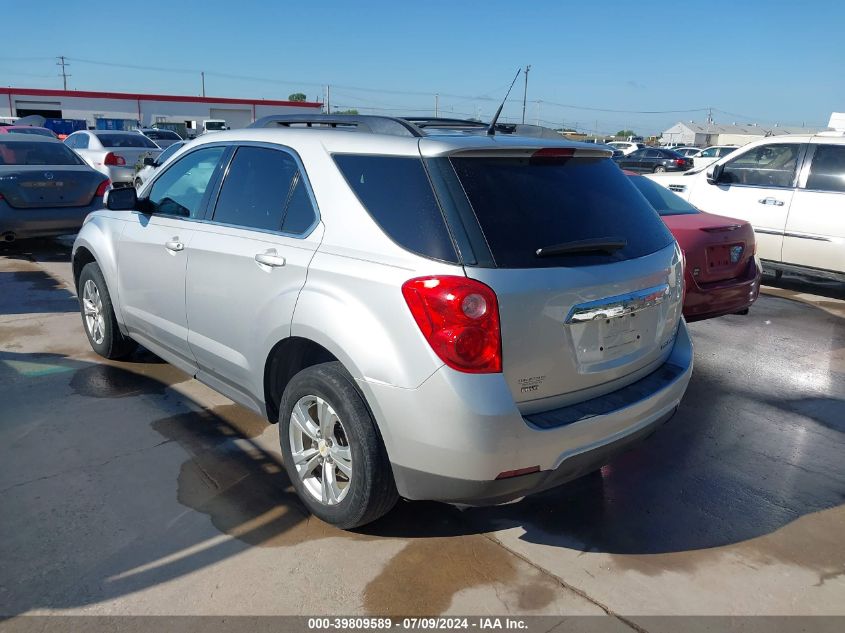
[402,117,564,140]
[248,114,423,137]
[403,117,488,130]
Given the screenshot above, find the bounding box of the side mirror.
[105,186,137,210]
[706,164,723,185]
[143,156,157,167]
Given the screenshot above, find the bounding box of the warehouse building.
[659,121,825,147]
[0,87,322,134]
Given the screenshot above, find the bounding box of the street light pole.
[521,65,531,124]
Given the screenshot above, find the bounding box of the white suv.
[647,132,845,282]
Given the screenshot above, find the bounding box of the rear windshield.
[8,127,55,138]
[144,130,180,140]
[628,175,699,216]
[0,141,83,165]
[333,154,458,263]
[450,156,673,267]
[205,122,226,130]
[96,133,158,148]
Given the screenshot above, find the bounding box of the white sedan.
[692,145,739,169]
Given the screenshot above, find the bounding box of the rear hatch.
[436,147,683,411]
[0,166,105,208]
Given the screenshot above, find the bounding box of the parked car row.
[647,131,845,282]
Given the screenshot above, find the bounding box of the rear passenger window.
[806,145,845,193]
[333,155,458,263]
[282,175,317,234]
[213,147,298,232]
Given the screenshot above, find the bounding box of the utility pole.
[56,56,70,90]
[521,65,531,124]
[201,71,206,97]
[535,100,542,126]
[435,93,439,118]
[326,85,331,113]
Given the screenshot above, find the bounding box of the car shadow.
[0,237,77,315]
[762,269,845,301]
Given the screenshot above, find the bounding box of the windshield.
[144,130,181,140]
[95,133,159,148]
[628,175,699,215]
[450,156,673,268]
[156,142,185,164]
[8,127,55,138]
[0,140,84,165]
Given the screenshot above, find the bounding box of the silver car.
[72,115,692,528]
[64,130,161,186]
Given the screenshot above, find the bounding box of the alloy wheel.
[289,395,352,505]
[82,279,106,345]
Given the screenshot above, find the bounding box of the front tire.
[279,361,398,529]
[78,262,137,359]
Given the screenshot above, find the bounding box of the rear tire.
[653,165,667,173]
[279,361,398,529]
[78,262,137,359]
[134,178,143,189]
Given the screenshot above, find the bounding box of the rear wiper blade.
[535,237,628,258]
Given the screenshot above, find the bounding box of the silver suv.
[72,115,693,528]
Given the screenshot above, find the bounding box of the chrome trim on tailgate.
[564,284,670,324]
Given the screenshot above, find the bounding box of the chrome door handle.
[165,240,184,252]
[758,198,784,206]
[254,252,286,267]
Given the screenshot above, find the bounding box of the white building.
[659,121,826,147]
[0,87,322,132]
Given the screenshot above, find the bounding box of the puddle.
[69,357,188,398]
[363,535,556,615]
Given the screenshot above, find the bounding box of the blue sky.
[2,0,842,135]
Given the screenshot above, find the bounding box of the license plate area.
[570,314,642,365]
[706,243,744,270]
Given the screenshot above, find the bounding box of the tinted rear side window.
[451,156,673,268]
[333,155,458,262]
[629,174,699,215]
[213,146,298,232]
[806,145,845,193]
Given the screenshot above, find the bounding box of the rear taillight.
[675,158,685,166]
[94,179,110,197]
[104,152,125,166]
[401,275,502,373]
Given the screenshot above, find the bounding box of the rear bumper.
[360,319,693,504]
[0,200,101,238]
[683,257,762,322]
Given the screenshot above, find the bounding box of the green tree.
[333,108,359,115]
[616,129,636,137]
[288,92,307,102]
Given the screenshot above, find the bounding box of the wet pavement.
[0,238,843,621]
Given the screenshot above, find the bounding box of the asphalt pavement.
[0,238,842,624]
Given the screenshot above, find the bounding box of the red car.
[627,172,762,322]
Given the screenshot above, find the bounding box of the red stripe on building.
[0,86,322,108]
